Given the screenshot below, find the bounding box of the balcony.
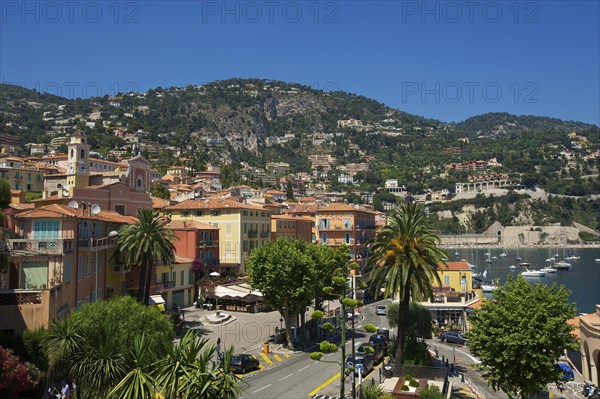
[197,240,218,248]
[6,238,67,257]
[248,230,258,238]
[260,231,270,238]
[156,281,176,290]
[0,290,42,306]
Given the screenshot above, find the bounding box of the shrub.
[0,346,42,397]
[420,385,446,399]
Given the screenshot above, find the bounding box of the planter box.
[391,377,427,398]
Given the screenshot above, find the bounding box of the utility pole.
[351,276,356,399]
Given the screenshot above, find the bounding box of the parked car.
[345,354,375,376]
[347,311,359,321]
[376,305,387,315]
[439,331,468,345]
[229,354,260,374]
[369,334,389,353]
[357,342,384,364]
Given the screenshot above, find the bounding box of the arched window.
[137,178,143,189]
[80,149,85,160]
[70,149,74,159]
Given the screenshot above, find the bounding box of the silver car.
[376,305,386,315]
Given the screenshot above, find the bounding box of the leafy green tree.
[0,178,11,208]
[286,180,294,201]
[367,203,446,373]
[117,209,176,304]
[150,184,171,201]
[468,277,579,399]
[246,238,316,348]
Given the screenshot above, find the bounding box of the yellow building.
[165,198,272,272]
[0,166,45,192]
[154,256,196,310]
[271,214,313,242]
[419,261,480,332]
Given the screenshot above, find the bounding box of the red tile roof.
[16,204,136,224]
[441,261,471,271]
[167,220,218,230]
[165,198,271,212]
[318,203,377,214]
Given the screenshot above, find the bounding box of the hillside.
[0,78,599,198]
[456,112,596,137]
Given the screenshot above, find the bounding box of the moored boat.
[509,265,517,271]
[521,269,546,277]
[554,261,572,270]
[519,262,531,267]
[541,267,557,274]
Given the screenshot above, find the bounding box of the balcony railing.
[197,241,218,247]
[260,231,270,238]
[248,230,258,238]
[0,290,42,306]
[157,281,176,290]
[6,239,67,256]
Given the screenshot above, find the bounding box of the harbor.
[450,247,600,313]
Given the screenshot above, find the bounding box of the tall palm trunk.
[143,257,153,305]
[394,289,411,375]
[137,261,147,303]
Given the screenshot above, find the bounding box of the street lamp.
[210,271,220,309]
[92,230,119,303]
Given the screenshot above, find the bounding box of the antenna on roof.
[91,204,101,215]
[68,200,79,209]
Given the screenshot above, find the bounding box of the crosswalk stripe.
[274,354,283,362]
[260,353,273,365]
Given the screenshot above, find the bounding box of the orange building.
[271,214,313,242]
[315,203,377,263]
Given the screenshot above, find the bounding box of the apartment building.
[164,198,272,273]
[271,214,313,242]
[0,204,135,334]
[315,203,377,263]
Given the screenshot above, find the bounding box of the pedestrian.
[61,381,70,398]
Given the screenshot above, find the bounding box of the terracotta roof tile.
[165,198,271,212]
[167,220,219,230]
[152,197,171,209]
[441,261,471,271]
[16,204,136,224]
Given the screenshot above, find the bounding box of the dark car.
[230,354,260,374]
[345,354,375,376]
[440,331,468,345]
[369,334,389,353]
[357,342,384,364]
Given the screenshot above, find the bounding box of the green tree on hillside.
[468,277,579,399]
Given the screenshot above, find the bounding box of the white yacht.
[541,266,557,274]
[521,269,546,277]
[553,261,572,270]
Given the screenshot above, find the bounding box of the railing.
[0,290,42,306]
[6,239,66,256]
[197,241,218,247]
[248,230,258,238]
[157,281,176,290]
[260,231,270,238]
[318,225,331,230]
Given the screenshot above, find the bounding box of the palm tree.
[117,209,176,305]
[367,203,447,372]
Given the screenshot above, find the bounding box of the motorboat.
[521,269,546,277]
[485,258,493,264]
[565,255,580,261]
[491,256,498,261]
[499,251,507,257]
[509,265,517,271]
[515,256,522,262]
[484,252,491,256]
[541,267,557,274]
[553,261,572,270]
[545,258,554,263]
[595,258,600,262]
[481,283,498,292]
[519,262,531,267]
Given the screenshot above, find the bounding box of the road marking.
[298,365,311,372]
[258,363,265,369]
[252,384,271,393]
[274,354,283,362]
[260,353,273,365]
[456,348,480,364]
[308,372,341,396]
[278,373,293,381]
[284,353,290,358]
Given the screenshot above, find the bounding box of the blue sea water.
[451,247,600,314]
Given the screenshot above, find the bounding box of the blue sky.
[2,1,599,124]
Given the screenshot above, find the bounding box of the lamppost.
[209,271,220,309]
[92,230,119,303]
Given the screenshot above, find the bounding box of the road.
[240,301,392,399]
